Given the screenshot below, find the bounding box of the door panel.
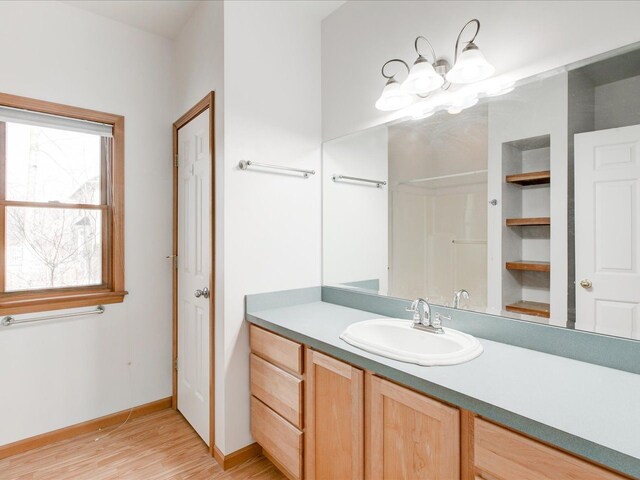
[575,125,640,339]
[595,181,634,272]
[368,374,460,480]
[177,109,211,444]
[305,349,364,480]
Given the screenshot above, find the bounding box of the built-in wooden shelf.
[506,217,551,227]
[505,300,550,318]
[505,170,551,186]
[505,261,550,272]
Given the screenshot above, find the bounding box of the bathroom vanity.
[245,40,640,480]
[245,287,639,480]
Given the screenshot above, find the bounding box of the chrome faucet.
[406,298,444,334]
[452,289,470,309]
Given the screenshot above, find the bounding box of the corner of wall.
[173,0,227,452]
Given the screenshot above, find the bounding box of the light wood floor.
[0,409,285,480]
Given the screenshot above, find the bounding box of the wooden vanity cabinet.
[305,349,364,480]
[250,325,303,375]
[367,374,460,480]
[472,418,629,480]
[249,326,304,480]
[249,326,630,480]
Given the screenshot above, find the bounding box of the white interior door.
[177,109,211,444]
[575,125,640,339]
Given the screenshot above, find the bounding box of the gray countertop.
[246,300,640,478]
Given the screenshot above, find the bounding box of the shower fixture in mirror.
[323,42,640,341]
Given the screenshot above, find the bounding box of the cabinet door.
[367,374,460,480]
[474,418,627,480]
[305,349,364,480]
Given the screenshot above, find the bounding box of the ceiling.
[64,1,345,40]
[63,1,201,39]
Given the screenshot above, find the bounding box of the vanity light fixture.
[484,80,515,97]
[412,108,435,120]
[375,18,494,112]
[402,37,445,95]
[446,19,495,84]
[447,95,479,114]
[375,59,414,111]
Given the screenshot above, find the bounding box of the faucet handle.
[432,313,450,329]
[405,299,419,312]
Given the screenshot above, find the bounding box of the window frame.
[0,92,126,315]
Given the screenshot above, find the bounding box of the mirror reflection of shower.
[388,106,488,310]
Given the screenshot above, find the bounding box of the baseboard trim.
[0,397,172,460]
[213,442,262,470]
[263,449,297,480]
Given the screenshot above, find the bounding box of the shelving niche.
[502,134,551,319]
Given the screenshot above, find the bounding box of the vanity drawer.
[250,353,303,428]
[251,396,303,480]
[474,418,627,480]
[250,325,303,375]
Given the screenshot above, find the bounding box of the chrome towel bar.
[452,239,487,245]
[332,174,387,188]
[238,160,315,178]
[1,305,105,327]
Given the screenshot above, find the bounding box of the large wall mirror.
[322,42,640,341]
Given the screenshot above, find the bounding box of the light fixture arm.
[375,18,493,113]
[453,18,481,63]
[381,58,410,80]
[414,36,437,64]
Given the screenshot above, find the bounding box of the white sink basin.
[340,318,483,366]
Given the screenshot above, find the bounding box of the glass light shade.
[484,80,515,97]
[412,108,435,120]
[447,96,478,114]
[446,46,495,84]
[401,60,444,95]
[375,80,414,111]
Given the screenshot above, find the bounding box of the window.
[0,93,125,314]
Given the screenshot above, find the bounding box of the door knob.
[580,279,592,289]
[195,287,210,299]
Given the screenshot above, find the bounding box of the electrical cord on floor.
[94,313,135,443]
[93,364,134,442]
[93,397,134,442]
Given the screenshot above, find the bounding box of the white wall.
[322,0,640,141]
[221,1,329,453]
[595,75,640,130]
[323,126,389,292]
[0,1,175,446]
[173,0,226,447]
[174,2,224,116]
[487,74,567,325]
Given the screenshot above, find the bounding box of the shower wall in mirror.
[322,43,640,340]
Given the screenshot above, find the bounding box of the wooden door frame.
[171,92,216,455]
